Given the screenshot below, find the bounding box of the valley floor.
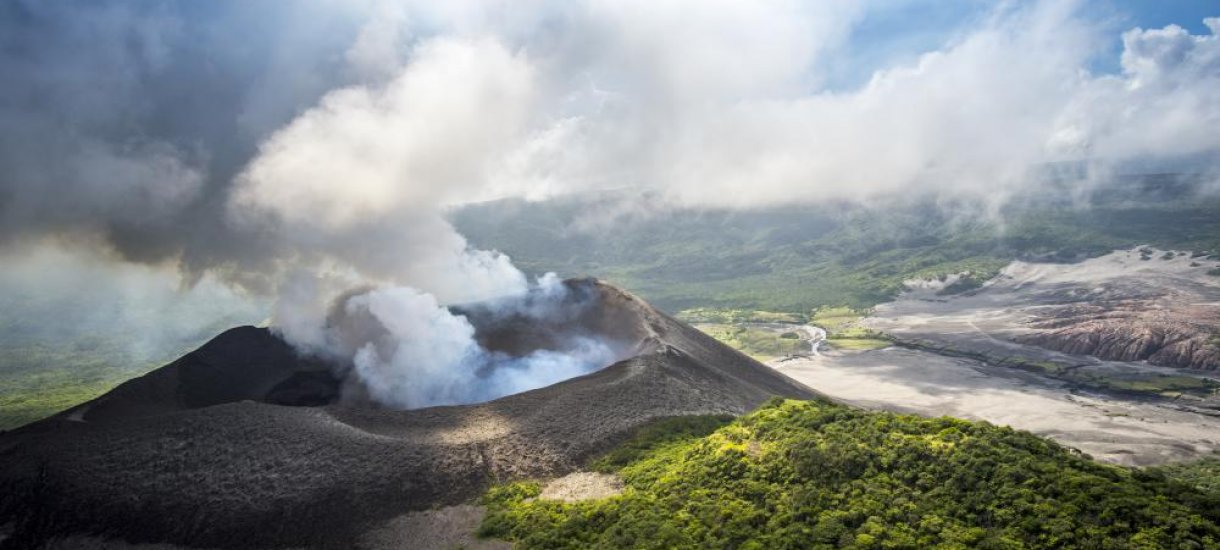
[752,248,1220,467]
[772,347,1220,466]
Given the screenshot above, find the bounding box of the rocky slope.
[0,280,817,549]
[872,249,1220,372]
[1017,301,1220,370]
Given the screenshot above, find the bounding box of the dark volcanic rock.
[0,280,818,549]
[265,371,342,406]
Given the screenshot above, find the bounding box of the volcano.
[0,280,817,549]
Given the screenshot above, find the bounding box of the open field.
[689,306,893,359]
[689,323,809,361]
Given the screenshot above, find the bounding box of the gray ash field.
[0,280,815,549]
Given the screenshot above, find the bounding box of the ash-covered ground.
[870,247,1220,372]
[772,248,1220,467]
[0,280,815,549]
[773,347,1220,466]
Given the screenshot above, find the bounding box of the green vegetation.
[812,307,892,351]
[589,415,736,473]
[480,399,1220,549]
[825,337,892,351]
[0,287,250,429]
[0,372,134,429]
[1087,374,1219,395]
[1153,456,1220,499]
[0,315,225,429]
[685,306,894,357]
[454,193,1220,314]
[810,306,863,332]
[693,324,809,360]
[0,343,163,429]
[676,308,805,324]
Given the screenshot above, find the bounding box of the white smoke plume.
[276,273,629,409]
[228,37,534,302]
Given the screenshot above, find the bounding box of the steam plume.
[278,273,629,409]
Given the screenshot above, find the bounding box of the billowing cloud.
[229,36,537,301]
[1,0,1218,307]
[1056,17,1220,161]
[228,0,1219,226]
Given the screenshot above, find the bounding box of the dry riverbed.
[772,249,1220,466]
[772,347,1220,466]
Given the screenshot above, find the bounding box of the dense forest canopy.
[481,399,1220,549]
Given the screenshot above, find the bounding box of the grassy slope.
[0,343,171,429]
[480,399,1220,549]
[0,316,239,430]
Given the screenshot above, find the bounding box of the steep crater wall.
[0,280,818,549]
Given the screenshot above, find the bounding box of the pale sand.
[774,347,1220,466]
[539,471,625,502]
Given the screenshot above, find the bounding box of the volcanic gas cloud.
[276,273,638,409]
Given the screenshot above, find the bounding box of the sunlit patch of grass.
[677,308,805,324]
[693,323,809,360]
[826,337,891,351]
[809,306,864,332]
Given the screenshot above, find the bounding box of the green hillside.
[480,399,1220,549]
[453,184,1220,313]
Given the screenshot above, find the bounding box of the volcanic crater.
[0,279,817,549]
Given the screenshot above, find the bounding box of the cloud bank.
[2,1,1217,291]
[1,1,1219,405]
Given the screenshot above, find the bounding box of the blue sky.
[825,0,1218,90]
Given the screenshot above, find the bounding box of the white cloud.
[230,37,535,302]
[1079,17,1220,160]
[220,0,1220,301]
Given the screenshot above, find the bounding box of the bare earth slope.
[0,280,815,549]
[769,249,1220,467]
[872,248,1220,372]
